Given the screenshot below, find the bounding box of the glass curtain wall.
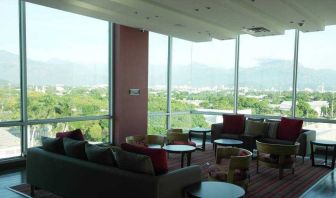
[297,25,336,139]
[148,32,168,135]
[0,1,112,159]
[238,30,295,116]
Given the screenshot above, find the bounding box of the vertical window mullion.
[108,22,113,144]
[19,0,28,156]
[166,36,173,129]
[234,35,240,114]
[292,29,300,118]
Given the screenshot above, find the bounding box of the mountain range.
[1,50,336,90]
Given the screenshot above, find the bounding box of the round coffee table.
[163,145,196,168]
[189,128,211,151]
[185,181,245,198]
[213,139,243,155]
[311,140,336,169]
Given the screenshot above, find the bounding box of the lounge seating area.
[2,1,336,198]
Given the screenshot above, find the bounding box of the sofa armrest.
[157,165,202,198]
[211,123,223,142]
[296,129,316,157]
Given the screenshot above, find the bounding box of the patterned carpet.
[167,144,332,198]
[9,144,331,198]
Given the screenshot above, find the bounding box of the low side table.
[185,181,245,198]
[213,139,243,156]
[163,145,196,168]
[311,140,336,169]
[189,128,211,151]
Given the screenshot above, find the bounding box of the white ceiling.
[25,0,336,42]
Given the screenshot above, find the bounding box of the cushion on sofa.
[265,121,280,138]
[277,117,303,141]
[41,136,65,154]
[169,141,197,147]
[85,144,116,166]
[121,143,168,175]
[56,129,84,141]
[244,120,269,137]
[63,138,87,160]
[222,114,245,134]
[113,149,155,175]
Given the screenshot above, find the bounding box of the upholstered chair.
[166,129,196,147]
[208,147,252,190]
[125,135,165,148]
[256,140,299,179]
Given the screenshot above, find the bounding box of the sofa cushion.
[113,149,155,175]
[85,144,116,166]
[218,133,241,140]
[63,138,87,160]
[56,129,84,141]
[265,121,280,138]
[121,143,168,175]
[169,141,197,147]
[260,138,294,145]
[244,120,269,137]
[41,136,65,154]
[222,114,245,134]
[277,117,303,141]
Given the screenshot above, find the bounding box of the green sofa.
[211,120,316,161]
[27,147,202,198]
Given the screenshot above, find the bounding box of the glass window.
[26,3,109,119]
[303,122,336,141]
[0,126,21,158]
[297,25,336,119]
[0,0,20,121]
[238,30,295,116]
[148,115,167,135]
[28,119,109,147]
[148,32,168,113]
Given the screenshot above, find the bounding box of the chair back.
[166,132,188,144]
[146,135,165,147]
[167,128,183,133]
[125,135,145,144]
[256,140,299,156]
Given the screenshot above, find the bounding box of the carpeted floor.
[9,144,331,198]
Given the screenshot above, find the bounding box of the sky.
[1,0,336,69]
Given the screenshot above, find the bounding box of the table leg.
[188,131,192,141]
[202,132,206,151]
[325,146,329,166]
[332,146,336,169]
[214,143,217,157]
[181,152,185,168]
[311,142,315,167]
[187,152,191,166]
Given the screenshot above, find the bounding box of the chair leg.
[256,160,259,173]
[302,156,305,164]
[30,185,35,197]
[292,167,295,174]
[279,168,283,179]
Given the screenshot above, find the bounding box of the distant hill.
[150,59,336,91]
[1,50,336,90]
[0,50,108,86]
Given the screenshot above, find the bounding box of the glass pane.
[26,3,109,119]
[238,30,295,116]
[303,122,336,141]
[171,38,193,113]
[190,39,235,113]
[171,114,192,131]
[148,32,168,113]
[0,126,21,159]
[28,119,109,147]
[148,115,166,135]
[297,25,336,119]
[0,0,21,121]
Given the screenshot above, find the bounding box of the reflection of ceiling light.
[242,26,270,34]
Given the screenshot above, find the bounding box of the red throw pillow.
[277,117,303,141]
[56,129,84,141]
[121,143,168,175]
[222,114,245,134]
